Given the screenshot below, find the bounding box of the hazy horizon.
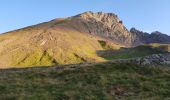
[0,0,170,34]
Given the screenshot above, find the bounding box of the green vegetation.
[147,43,170,52]
[0,62,169,100]
[101,45,166,60]
[12,49,57,67]
[98,40,111,49]
[98,40,122,50]
[145,43,168,47]
[97,41,167,60]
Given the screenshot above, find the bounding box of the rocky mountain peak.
[78,11,118,19]
[49,12,170,47]
[130,28,149,35]
[130,28,170,44]
[151,31,164,35]
[68,12,132,46]
[75,11,121,28]
[130,28,141,33]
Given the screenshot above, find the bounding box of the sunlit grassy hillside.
[0,20,106,68]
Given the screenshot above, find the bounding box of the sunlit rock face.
[69,12,138,46]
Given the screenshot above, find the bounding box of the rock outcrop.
[116,53,170,66]
[134,53,170,65]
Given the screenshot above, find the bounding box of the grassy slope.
[0,20,105,68]
[0,62,170,100]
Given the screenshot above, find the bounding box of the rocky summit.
[67,11,134,46]
[0,11,170,68]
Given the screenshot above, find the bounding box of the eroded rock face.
[69,12,137,46]
[69,12,170,47]
[47,12,170,47]
[130,28,150,45]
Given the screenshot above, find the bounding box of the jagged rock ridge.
[67,12,137,46]
[130,28,170,45]
[67,12,170,46]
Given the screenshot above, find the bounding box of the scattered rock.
[116,53,170,66]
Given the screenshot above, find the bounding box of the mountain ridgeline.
[0,11,170,68]
[65,11,170,46]
[130,28,170,45]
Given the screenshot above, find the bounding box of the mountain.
[0,11,169,68]
[130,28,170,45]
[0,12,124,68]
[0,11,170,100]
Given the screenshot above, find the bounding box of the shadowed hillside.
[97,44,169,60]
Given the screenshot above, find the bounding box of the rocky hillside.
[130,28,170,45]
[64,12,170,46]
[66,12,136,46]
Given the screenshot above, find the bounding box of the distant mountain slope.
[130,28,170,45]
[0,11,170,68]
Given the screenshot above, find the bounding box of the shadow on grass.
[96,45,167,60]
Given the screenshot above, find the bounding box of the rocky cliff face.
[130,28,170,45]
[67,12,136,46]
[50,12,170,47]
[67,12,170,46]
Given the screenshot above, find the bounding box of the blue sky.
[0,0,170,34]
